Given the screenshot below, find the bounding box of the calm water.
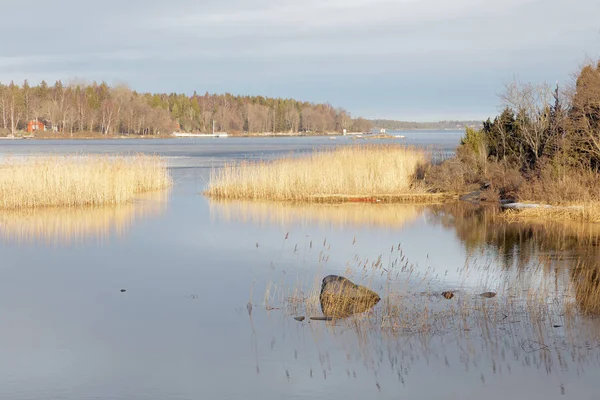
[1,131,600,400]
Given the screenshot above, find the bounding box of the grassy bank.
[205,145,437,202]
[501,204,600,223]
[0,154,171,209]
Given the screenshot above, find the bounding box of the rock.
[459,190,483,204]
[294,316,305,322]
[319,275,380,319]
[441,291,454,299]
[502,202,584,211]
[479,292,496,298]
[502,203,549,209]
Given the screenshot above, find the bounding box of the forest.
[0,81,373,136]
[370,119,483,131]
[427,59,600,211]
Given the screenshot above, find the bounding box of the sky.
[1,0,598,121]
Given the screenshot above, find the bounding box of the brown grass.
[501,204,600,223]
[0,154,171,209]
[518,163,600,205]
[500,163,600,222]
[205,145,433,202]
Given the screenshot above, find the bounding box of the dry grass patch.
[501,204,600,223]
[0,154,171,209]
[205,145,431,202]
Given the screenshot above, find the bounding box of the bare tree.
[501,80,553,166]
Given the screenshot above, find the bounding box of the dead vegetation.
[0,154,171,209]
[205,145,436,202]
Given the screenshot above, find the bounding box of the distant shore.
[0,131,367,140]
[0,129,462,141]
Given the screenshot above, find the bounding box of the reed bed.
[205,145,432,202]
[501,203,600,223]
[0,154,171,209]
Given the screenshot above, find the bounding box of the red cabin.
[27,120,45,133]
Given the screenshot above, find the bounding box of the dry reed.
[205,145,431,202]
[0,154,171,209]
[501,204,600,223]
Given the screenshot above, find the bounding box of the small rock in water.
[120,289,126,293]
[294,316,305,322]
[441,291,454,299]
[310,316,333,321]
[479,292,496,298]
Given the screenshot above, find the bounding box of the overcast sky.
[1,0,598,120]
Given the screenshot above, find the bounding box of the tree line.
[370,119,483,131]
[468,60,600,171]
[430,59,600,204]
[0,81,374,136]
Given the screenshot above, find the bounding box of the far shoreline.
[0,129,464,141]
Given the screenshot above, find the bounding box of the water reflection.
[210,199,425,229]
[428,202,600,270]
[426,203,600,315]
[253,249,600,398]
[240,200,600,397]
[0,191,169,245]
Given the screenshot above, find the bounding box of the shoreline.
[0,129,462,141]
[205,192,457,204]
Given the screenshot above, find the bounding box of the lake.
[1,131,600,400]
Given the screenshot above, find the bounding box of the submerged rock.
[294,316,305,322]
[479,292,497,298]
[319,275,380,319]
[441,291,454,299]
[459,190,483,204]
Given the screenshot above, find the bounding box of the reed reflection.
[209,199,425,229]
[0,191,169,245]
[428,202,600,270]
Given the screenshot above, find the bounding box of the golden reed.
[0,154,171,209]
[205,145,432,202]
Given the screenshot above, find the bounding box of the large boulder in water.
[319,275,380,319]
